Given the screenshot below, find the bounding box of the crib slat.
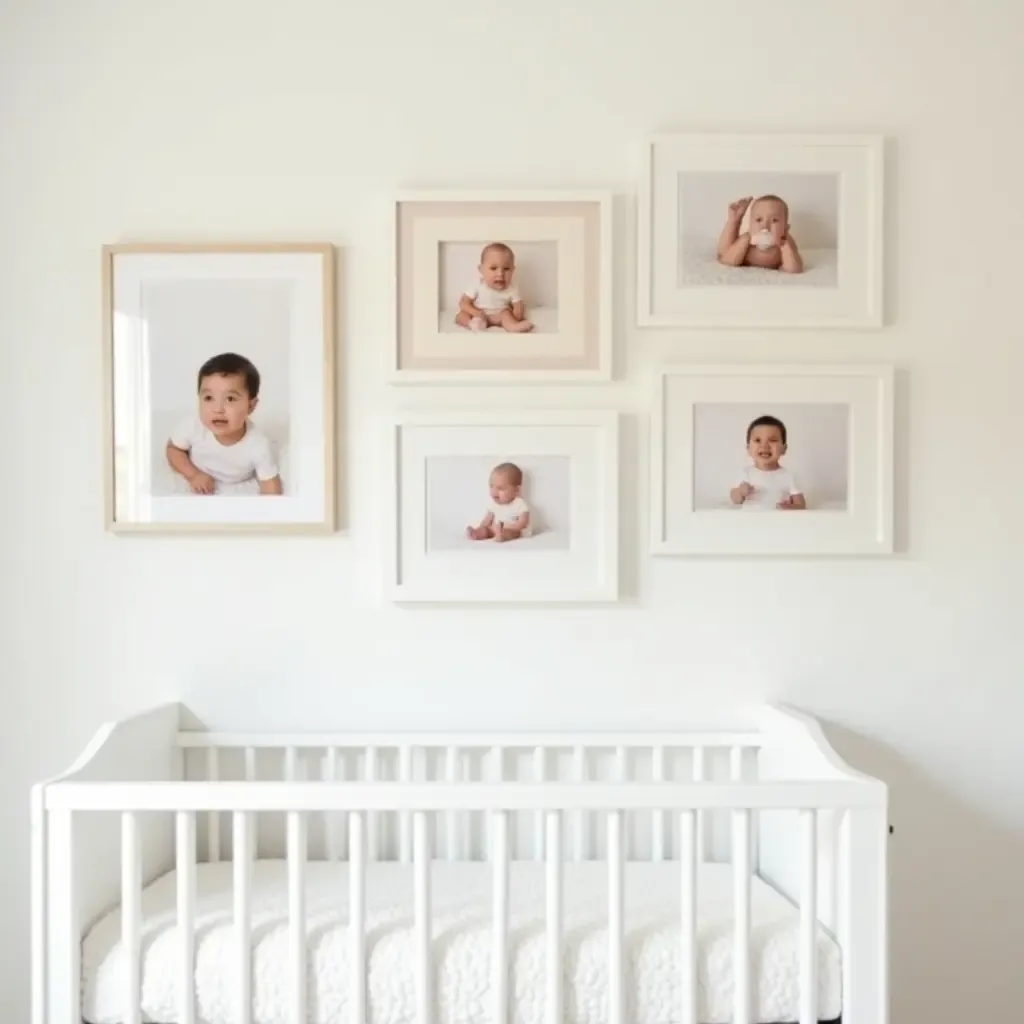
[285,745,298,781]
[287,811,307,1024]
[692,748,706,862]
[244,747,258,862]
[445,745,459,861]
[491,810,510,1024]
[679,810,698,1024]
[207,747,220,862]
[365,746,379,861]
[233,811,252,1024]
[488,746,504,862]
[176,811,197,1024]
[323,747,341,861]
[400,745,414,863]
[652,745,666,861]
[572,745,587,862]
[545,810,562,1024]
[121,811,142,1024]
[534,747,546,861]
[799,809,818,1024]
[414,811,432,1024]
[349,811,366,1024]
[732,808,752,1024]
[607,810,624,1024]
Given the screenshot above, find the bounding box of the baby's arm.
[780,233,804,274]
[166,440,215,494]
[458,290,487,319]
[777,492,806,510]
[717,197,752,265]
[730,481,753,504]
[258,476,283,495]
[254,440,283,496]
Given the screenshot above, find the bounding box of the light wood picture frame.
[388,409,620,603]
[102,242,336,534]
[637,133,885,329]
[650,363,895,556]
[392,190,613,383]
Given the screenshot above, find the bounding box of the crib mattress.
[81,859,841,1024]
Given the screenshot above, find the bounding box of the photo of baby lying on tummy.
[165,352,283,497]
[466,461,532,542]
[730,415,806,510]
[717,194,804,274]
[455,243,535,334]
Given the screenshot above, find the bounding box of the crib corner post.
[838,802,888,1024]
[30,785,47,1024]
[40,802,80,1024]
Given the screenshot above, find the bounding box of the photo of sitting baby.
[466,461,533,542]
[717,195,804,274]
[455,243,535,334]
[165,352,283,497]
[730,415,806,511]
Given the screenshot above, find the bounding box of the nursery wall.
[1,1,1022,1020]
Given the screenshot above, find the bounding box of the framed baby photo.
[392,190,613,383]
[388,410,619,603]
[650,364,894,556]
[637,133,885,329]
[102,242,336,533]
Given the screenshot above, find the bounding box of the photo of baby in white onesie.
[455,243,535,334]
[466,461,533,541]
[730,414,806,511]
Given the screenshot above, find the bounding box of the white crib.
[30,702,888,1024]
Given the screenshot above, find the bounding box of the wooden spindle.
[652,745,666,861]
[732,808,752,1024]
[233,812,252,1024]
[607,810,624,1024]
[349,812,366,1024]
[287,811,307,1024]
[799,809,818,1024]
[445,746,459,861]
[491,810,510,1024]
[176,810,197,1024]
[399,745,413,863]
[545,810,562,1024]
[206,747,220,863]
[573,745,587,862]
[679,809,698,1024]
[534,747,546,861]
[414,811,432,1024]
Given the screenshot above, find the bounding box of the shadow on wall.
[822,724,1022,1023]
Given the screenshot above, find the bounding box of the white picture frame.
[388,409,619,603]
[637,133,885,329]
[392,190,613,383]
[103,243,336,534]
[650,364,894,556]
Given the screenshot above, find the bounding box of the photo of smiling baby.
[165,352,283,496]
[466,461,533,541]
[690,401,850,513]
[718,195,804,274]
[455,242,535,334]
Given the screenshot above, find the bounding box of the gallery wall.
[1,2,1022,1021]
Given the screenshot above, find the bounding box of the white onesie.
[488,496,532,536]
[736,465,802,510]
[465,280,521,315]
[169,416,279,494]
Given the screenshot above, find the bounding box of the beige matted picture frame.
[392,190,613,384]
[102,242,337,534]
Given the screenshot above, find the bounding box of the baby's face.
[198,372,255,437]
[749,199,788,245]
[480,248,516,291]
[489,471,520,505]
[747,425,786,469]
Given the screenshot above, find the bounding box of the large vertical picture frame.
[651,363,895,556]
[102,242,336,533]
[393,191,613,383]
[637,133,885,329]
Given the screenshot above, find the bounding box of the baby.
[165,352,283,496]
[730,415,806,510]
[455,242,534,333]
[717,195,804,273]
[466,462,532,542]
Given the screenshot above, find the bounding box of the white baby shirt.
[169,417,279,486]
[488,496,532,534]
[465,281,521,313]
[737,465,802,509]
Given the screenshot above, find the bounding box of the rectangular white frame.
[637,134,885,329]
[650,364,894,556]
[102,243,336,534]
[391,191,613,384]
[388,409,619,603]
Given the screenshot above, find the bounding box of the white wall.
[1,2,1022,1021]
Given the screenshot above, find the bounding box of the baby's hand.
[738,482,754,500]
[188,471,216,495]
[728,197,752,222]
[493,522,506,542]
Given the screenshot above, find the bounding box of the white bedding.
[680,246,838,289]
[82,860,841,1024]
